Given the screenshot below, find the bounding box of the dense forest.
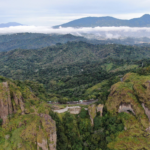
[50,108,124,150]
[0,41,150,102]
[0,33,150,52]
[0,35,150,149]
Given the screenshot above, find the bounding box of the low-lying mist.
[0,26,150,39]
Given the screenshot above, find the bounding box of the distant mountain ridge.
[0,33,150,52]
[0,33,87,52]
[0,22,23,28]
[53,14,150,28]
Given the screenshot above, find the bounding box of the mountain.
[2,72,150,150]
[106,72,150,149]
[0,33,150,52]
[53,14,150,28]
[0,65,150,149]
[0,76,56,149]
[0,41,150,100]
[0,22,23,28]
[0,33,87,52]
[0,33,150,149]
[50,71,150,150]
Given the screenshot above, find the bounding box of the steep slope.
[0,82,25,124]
[54,14,150,28]
[0,33,87,52]
[0,77,56,150]
[106,73,150,149]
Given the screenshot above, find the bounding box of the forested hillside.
[0,33,86,52]
[0,33,150,52]
[0,76,57,149]
[0,37,150,149]
[49,70,150,150]
[0,41,150,101]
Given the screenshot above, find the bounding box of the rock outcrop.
[106,73,150,150]
[13,92,25,114]
[118,103,135,115]
[0,82,25,124]
[106,73,150,129]
[142,103,150,121]
[37,139,48,150]
[2,113,57,150]
[0,80,57,150]
[0,82,12,124]
[88,104,96,126]
[97,104,104,117]
[38,114,57,150]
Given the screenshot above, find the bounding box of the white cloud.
[0,26,150,39]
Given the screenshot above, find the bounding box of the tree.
[0,119,2,126]
[58,97,69,104]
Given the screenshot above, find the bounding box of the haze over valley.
[0,15,150,44]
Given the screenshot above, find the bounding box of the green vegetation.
[0,38,150,149]
[0,119,2,126]
[0,41,150,101]
[0,77,57,150]
[105,73,150,149]
[0,76,125,150]
[0,33,87,52]
[1,33,150,52]
[50,108,124,150]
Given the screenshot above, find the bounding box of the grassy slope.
[106,73,150,149]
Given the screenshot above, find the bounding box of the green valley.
[0,36,150,150]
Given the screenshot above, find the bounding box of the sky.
[0,0,150,26]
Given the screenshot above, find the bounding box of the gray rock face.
[142,103,150,121]
[97,104,104,117]
[0,82,13,124]
[38,114,57,150]
[0,82,25,124]
[13,93,25,114]
[37,139,48,150]
[118,104,135,115]
[88,104,96,126]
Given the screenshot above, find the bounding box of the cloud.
[0,26,150,39]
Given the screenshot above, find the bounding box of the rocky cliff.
[0,82,25,124]
[106,73,150,149]
[1,113,57,150]
[88,104,104,126]
[97,104,104,117]
[0,79,57,150]
[88,104,96,126]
